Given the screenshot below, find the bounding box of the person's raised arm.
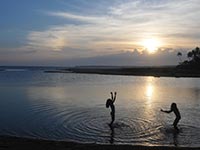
[161,108,172,113]
[113,92,117,103]
[110,92,113,100]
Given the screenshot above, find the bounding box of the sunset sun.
[142,39,161,54]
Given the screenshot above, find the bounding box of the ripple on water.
[2,104,200,146]
[11,104,162,144]
[159,124,200,147]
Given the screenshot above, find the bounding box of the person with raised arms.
[106,92,117,126]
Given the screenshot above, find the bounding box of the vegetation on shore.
[177,47,200,69]
[63,47,200,77]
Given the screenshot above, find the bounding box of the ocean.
[0,66,200,147]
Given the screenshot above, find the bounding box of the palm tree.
[187,51,193,61]
[195,47,200,57]
[177,52,182,63]
[195,47,200,63]
[178,46,200,67]
[191,47,200,62]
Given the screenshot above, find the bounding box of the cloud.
[31,0,200,55]
[63,49,181,66]
[0,48,36,54]
[24,22,137,57]
[26,29,68,51]
[0,48,182,66]
[46,11,107,24]
[108,0,200,37]
[2,0,199,65]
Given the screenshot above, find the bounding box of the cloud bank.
[0,0,200,65]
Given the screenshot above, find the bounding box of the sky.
[0,0,200,66]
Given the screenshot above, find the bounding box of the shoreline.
[1,65,200,78]
[0,136,199,150]
[45,66,200,78]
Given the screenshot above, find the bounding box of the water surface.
[0,68,200,147]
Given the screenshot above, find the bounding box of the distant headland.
[45,47,200,78]
[44,65,200,78]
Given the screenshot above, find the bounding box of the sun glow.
[142,38,161,54]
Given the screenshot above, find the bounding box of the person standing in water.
[161,103,181,130]
[106,92,117,126]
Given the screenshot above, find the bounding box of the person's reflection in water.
[173,130,179,146]
[109,124,115,144]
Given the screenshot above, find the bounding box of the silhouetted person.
[161,103,181,130]
[106,92,117,126]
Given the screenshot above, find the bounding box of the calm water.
[0,68,200,147]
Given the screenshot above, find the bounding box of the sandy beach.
[0,136,199,150]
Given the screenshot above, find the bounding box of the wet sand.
[0,136,199,150]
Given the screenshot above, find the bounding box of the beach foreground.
[0,136,199,150]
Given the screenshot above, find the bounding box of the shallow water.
[0,68,200,147]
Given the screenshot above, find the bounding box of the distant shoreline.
[1,66,200,78]
[45,66,200,78]
[0,136,199,150]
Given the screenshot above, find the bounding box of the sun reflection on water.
[145,77,155,103]
[146,84,154,100]
[143,77,157,126]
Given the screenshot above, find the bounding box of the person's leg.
[110,112,115,125]
[173,117,180,130]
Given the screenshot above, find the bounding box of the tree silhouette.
[178,46,200,68]
[177,52,182,63]
[192,47,200,62]
[187,51,193,61]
